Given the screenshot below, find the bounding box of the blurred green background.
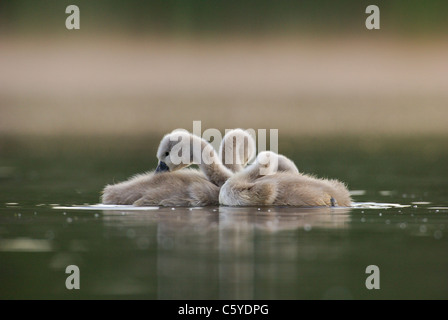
[1,0,448,36]
[1,0,447,139]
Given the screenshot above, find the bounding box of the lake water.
[0,135,447,299]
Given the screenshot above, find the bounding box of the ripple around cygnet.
[53,204,160,211]
[350,202,411,209]
[52,202,415,211]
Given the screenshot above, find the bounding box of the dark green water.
[0,135,447,299]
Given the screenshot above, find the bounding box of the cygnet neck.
[192,135,233,187]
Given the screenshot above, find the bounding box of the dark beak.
[155,161,169,173]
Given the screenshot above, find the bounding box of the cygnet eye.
[165,152,169,157]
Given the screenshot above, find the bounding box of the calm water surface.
[0,136,447,299]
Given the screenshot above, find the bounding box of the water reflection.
[101,206,352,231]
[219,206,351,232]
[2,201,446,299]
[99,206,352,299]
[217,207,350,299]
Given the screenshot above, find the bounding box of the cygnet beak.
[155,161,170,173]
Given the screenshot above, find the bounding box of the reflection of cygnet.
[218,206,352,232]
[219,151,352,207]
[101,129,256,206]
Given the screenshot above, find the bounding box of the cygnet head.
[219,129,256,172]
[155,130,193,173]
[155,129,215,173]
[255,151,299,176]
